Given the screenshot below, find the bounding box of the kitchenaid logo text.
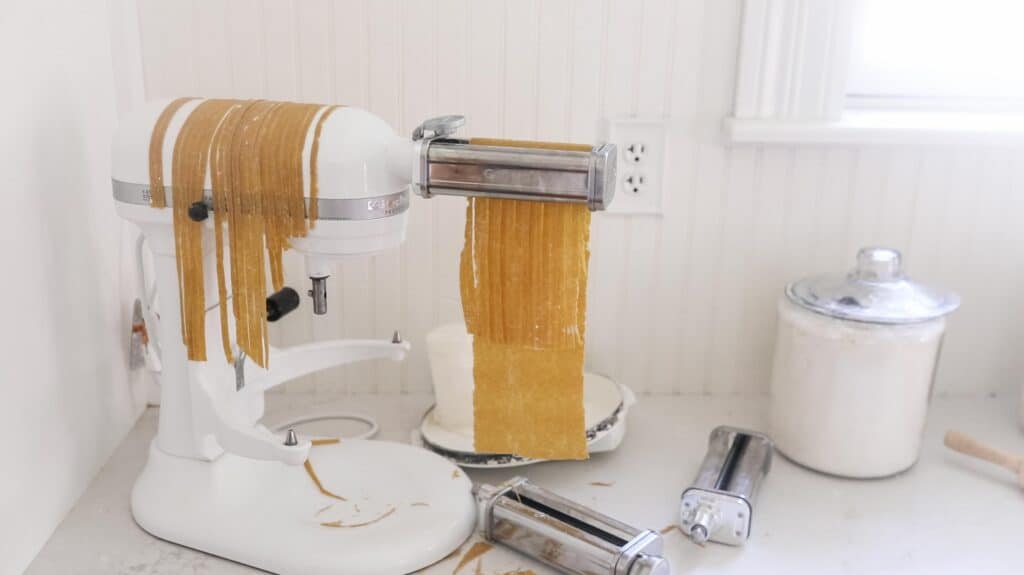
[367,196,405,215]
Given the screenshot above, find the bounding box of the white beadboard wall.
[1,2,148,572]
[132,0,1024,397]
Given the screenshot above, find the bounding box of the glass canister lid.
[785,247,960,324]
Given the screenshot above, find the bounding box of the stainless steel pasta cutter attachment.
[475,477,669,575]
[680,426,773,546]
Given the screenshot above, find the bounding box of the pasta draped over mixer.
[149,98,341,368]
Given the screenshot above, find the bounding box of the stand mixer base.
[131,439,477,575]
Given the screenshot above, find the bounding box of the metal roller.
[412,116,617,211]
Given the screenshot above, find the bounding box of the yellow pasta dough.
[461,146,592,460]
[148,97,196,209]
[152,99,340,367]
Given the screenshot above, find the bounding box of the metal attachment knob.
[412,115,465,141]
[687,502,715,545]
[308,277,328,315]
[688,523,709,545]
[284,428,298,447]
[629,555,671,575]
[234,350,247,391]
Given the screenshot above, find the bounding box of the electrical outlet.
[602,118,665,215]
[623,172,647,195]
[623,142,647,164]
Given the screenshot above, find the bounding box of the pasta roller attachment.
[411,116,617,211]
[475,477,669,575]
[680,426,773,546]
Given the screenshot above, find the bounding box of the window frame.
[726,0,1024,145]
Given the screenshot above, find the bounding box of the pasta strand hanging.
[462,139,593,461]
[152,98,337,368]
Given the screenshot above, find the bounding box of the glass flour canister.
[769,247,960,478]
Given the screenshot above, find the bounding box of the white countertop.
[27,392,1024,575]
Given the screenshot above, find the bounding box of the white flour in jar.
[770,298,946,478]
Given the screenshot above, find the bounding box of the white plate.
[416,373,634,468]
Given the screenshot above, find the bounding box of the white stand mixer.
[111,100,615,575]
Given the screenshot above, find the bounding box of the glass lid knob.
[854,247,902,282]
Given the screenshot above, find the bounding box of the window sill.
[725,110,1024,146]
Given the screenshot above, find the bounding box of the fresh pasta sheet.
[461,158,592,460]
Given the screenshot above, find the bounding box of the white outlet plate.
[601,117,666,215]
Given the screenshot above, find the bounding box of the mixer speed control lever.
[266,287,300,322]
[187,201,210,222]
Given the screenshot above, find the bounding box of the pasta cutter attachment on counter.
[680,426,773,546]
[475,477,669,575]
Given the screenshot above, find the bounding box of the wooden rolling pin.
[944,430,1024,488]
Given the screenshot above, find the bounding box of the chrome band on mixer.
[111,180,409,221]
